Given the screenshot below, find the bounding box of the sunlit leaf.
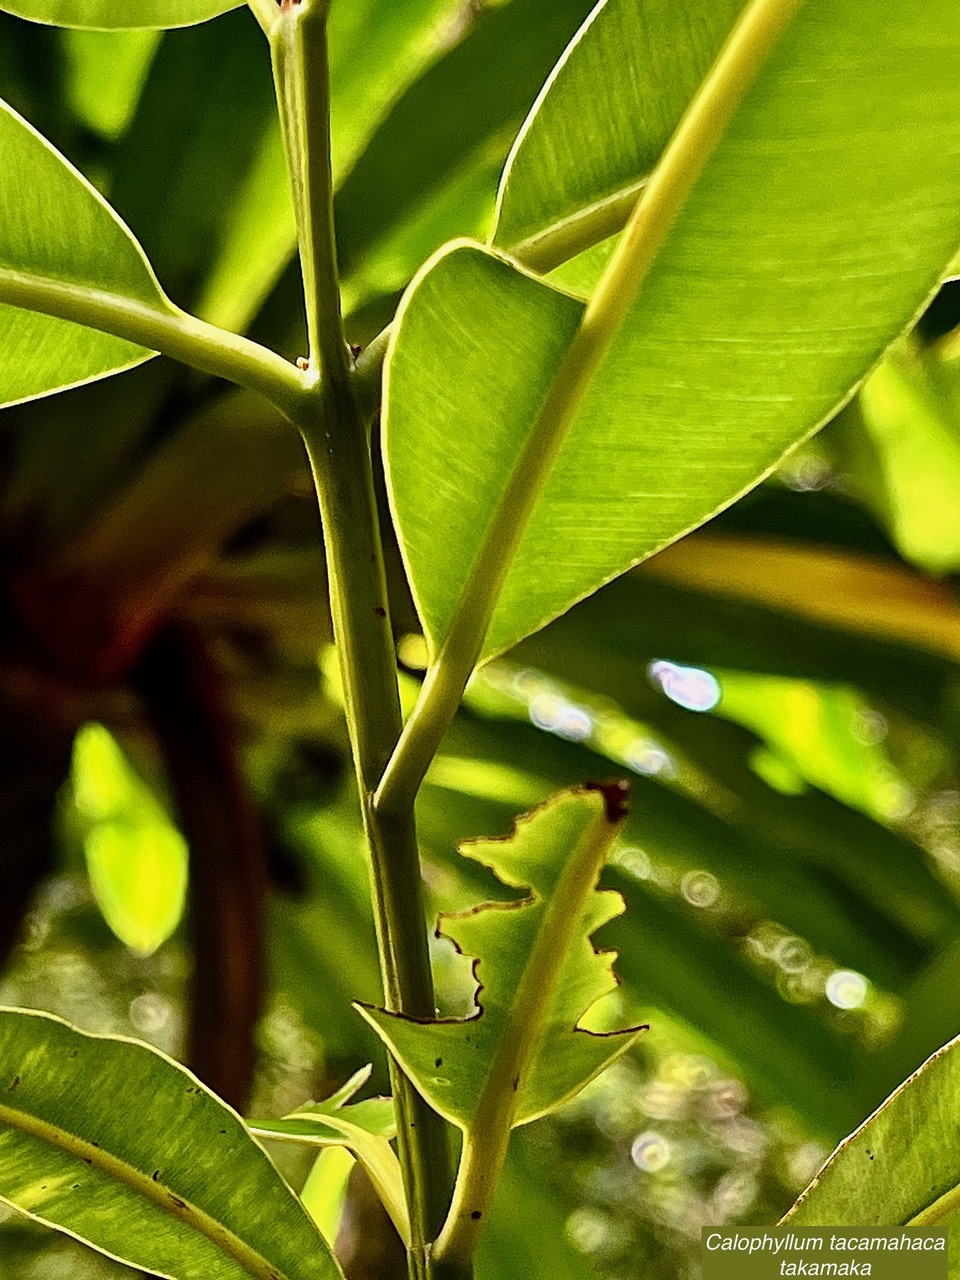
[249,1075,407,1245]
[493,0,744,269]
[72,723,188,955]
[0,1008,344,1279]
[713,673,910,825]
[0,0,240,29]
[854,353,960,575]
[299,1148,354,1247]
[334,0,594,304]
[198,0,463,334]
[0,97,170,407]
[61,28,160,138]
[784,1033,960,1230]
[358,786,644,1149]
[384,1,960,665]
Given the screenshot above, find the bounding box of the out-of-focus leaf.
[0,97,167,407]
[606,869,861,1137]
[360,787,642,1136]
[0,1008,344,1278]
[108,10,276,308]
[554,563,957,729]
[476,1131,595,1280]
[492,0,744,269]
[34,388,304,670]
[0,0,240,29]
[638,533,960,665]
[300,1148,354,1246]
[335,0,594,301]
[72,723,188,955]
[784,1033,960,1229]
[271,804,384,1063]
[61,27,160,139]
[714,673,910,825]
[198,0,464,334]
[250,1075,407,1245]
[852,353,960,575]
[385,1,960,666]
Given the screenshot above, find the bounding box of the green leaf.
[0,1008,344,1279]
[61,28,160,138]
[249,1074,408,1245]
[334,0,595,303]
[357,786,644,1261]
[384,0,960,669]
[713,673,909,825]
[855,353,960,575]
[72,723,188,956]
[0,96,169,407]
[492,0,744,269]
[197,0,463,334]
[299,1148,353,1247]
[0,0,241,30]
[784,1033,960,1228]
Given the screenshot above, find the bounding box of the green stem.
[246,0,278,37]
[270,3,450,1272]
[271,0,348,383]
[375,0,807,822]
[0,269,311,423]
[298,403,451,1274]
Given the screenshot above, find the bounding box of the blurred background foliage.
[1,2,960,1277]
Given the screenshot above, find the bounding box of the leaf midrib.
[503,176,647,273]
[0,1098,294,1280]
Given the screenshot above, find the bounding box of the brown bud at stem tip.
[585,778,631,822]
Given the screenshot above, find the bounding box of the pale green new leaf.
[357,787,644,1134]
[0,1008,344,1279]
[493,0,745,269]
[384,0,960,665]
[783,1033,960,1229]
[249,1071,407,1245]
[0,98,171,407]
[0,0,240,29]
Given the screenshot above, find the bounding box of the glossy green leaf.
[0,96,169,407]
[0,1008,344,1279]
[358,786,643,1133]
[384,0,960,666]
[493,0,744,269]
[109,10,277,310]
[0,0,241,29]
[784,1033,960,1229]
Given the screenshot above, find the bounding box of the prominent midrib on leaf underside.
[0,1100,293,1280]
[505,176,648,273]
